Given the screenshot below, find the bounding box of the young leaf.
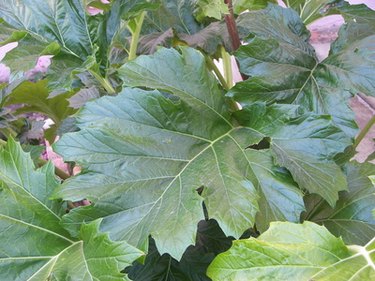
[207,221,375,281]
[303,161,375,245]
[193,0,229,22]
[0,139,143,280]
[54,47,348,259]
[233,0,277,15]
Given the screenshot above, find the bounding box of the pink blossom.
[0,63,10,83]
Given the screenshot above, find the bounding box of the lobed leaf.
[0,139,143,280]
[207,221,375,281]
[230,5,375,137]
[303,161,375,245]
[54,47,349,259]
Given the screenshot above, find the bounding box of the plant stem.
[224,0,241,50]
[223,0,247,81]
[37,158,70,180]
[89,70,116,94]
[205,56,229,90]
[221,46,233,88]
[128,11,146,61]
[354,114,375,149]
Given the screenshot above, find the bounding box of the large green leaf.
[0,0,93,58]
[53,47,348,259]
[303,161,375,245]
[0,139,143,280]
[207,221,375,281]
[230,6,375,137]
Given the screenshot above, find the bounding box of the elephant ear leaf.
[207,221,375,281]
[53,47,349,260]
[0,139,143,280]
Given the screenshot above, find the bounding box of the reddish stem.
[223,0,247,80]
[224,0,241,50]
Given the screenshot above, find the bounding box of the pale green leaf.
[193,0,228,22]
[207,221,375,281]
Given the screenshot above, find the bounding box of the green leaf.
[0,139,143,280]
[142,0,202,35]
[246,149,305,232]
[193,0,229,22]
[53,47,348,259]
[207,221,375,281]
[0,19,27,45]
[0,0,93,58]
[230,6,375,137]
[236,4,314,55]
[234,103,350,207]
[3,80,77,141]
[303,161,375,245]
[283,0,343,25]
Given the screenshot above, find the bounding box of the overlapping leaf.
[3,80,77,141]
[53,47,349,259]
[0,139,143,280]
[230,5,375,137]
[207,221,375,281]
[303,161,375,245]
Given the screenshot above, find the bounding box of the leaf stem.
[224,0,241,50]
[205,56,229,90]
[220,46,233,88]
[37,158,70,180]
[89,70,116,94]
[128,11,146,61]
[354,114,375,149]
